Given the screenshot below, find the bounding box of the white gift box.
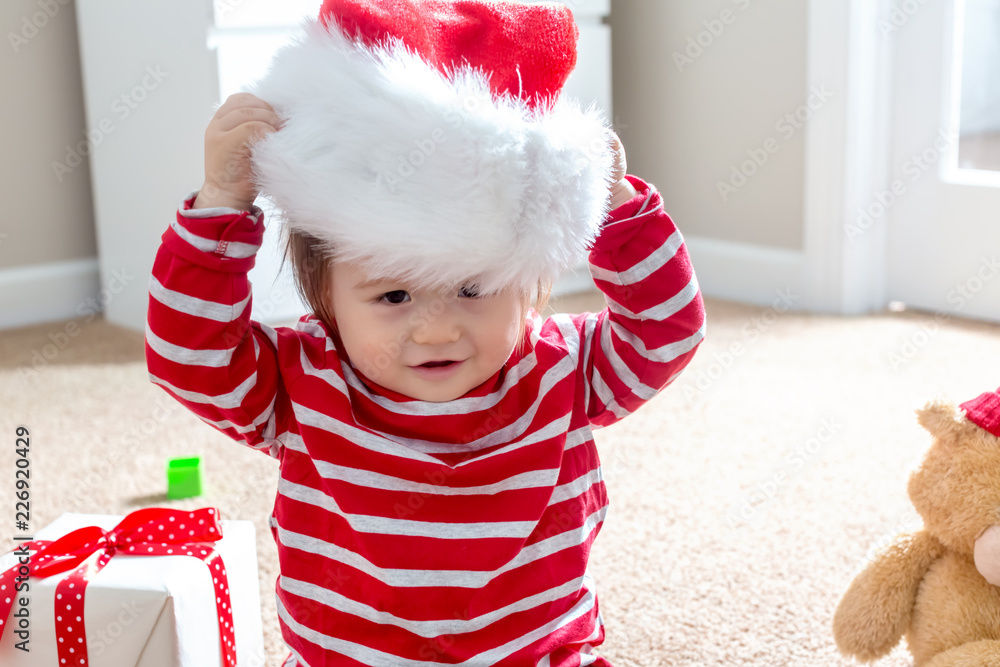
[0,513,266,667]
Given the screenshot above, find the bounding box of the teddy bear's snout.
[974,524,1000,585]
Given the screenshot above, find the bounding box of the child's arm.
[146,94,287,454]
[576,136,706,426]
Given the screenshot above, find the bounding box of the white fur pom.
[248,18,614,294]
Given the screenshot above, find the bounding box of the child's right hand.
[193,93,283,211]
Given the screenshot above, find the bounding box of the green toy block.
[167,457,203,499]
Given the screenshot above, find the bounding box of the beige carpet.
[2,294,999,666]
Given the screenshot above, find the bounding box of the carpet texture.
[1,294,998,666]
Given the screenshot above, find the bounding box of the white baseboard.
[550,238,808,311]
[0,258,100,330]
[684,236,807,310]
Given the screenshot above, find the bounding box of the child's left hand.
[608,132,637,210]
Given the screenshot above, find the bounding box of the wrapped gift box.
[0,512,266,667]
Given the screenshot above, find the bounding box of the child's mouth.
[411,360,464,379]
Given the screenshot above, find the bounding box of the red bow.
[0,508,236,666]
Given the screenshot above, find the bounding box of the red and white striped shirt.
[146,176,705,666]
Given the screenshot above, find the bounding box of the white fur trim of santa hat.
[247,17,614,295]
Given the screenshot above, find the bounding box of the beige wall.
[610,0,808,251]
[1,0,96,270]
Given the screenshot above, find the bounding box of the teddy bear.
[833,387,1000,667]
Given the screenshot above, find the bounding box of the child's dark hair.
[285,229,552,344]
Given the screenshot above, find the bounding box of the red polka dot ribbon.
[0,508,236,667]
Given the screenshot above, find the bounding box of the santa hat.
[961,387,1000,437]
[247,0,614,295]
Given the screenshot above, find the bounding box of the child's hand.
[193,93,283,211]
[608,132,637,210]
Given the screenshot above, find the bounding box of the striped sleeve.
[145,192,284,456]
[581,175,706,427]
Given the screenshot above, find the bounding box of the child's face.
[328,260,523,402]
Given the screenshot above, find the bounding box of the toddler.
[146,1,705,665]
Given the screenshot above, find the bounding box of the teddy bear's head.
[908,391,1000,556]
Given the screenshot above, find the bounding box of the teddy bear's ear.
[916,397,966,445]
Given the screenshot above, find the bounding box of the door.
[886,0,1000,322]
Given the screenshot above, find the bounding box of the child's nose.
[411,308,461,345]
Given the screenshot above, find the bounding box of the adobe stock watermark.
[214,463,278,532]
[673,0,755,73]
[63,392,180,508]
[601,445,636,488]
[887,255,999,371]
[52,65,170,183]
[375,128,448,192]
[878,0,931,36]
[389,403,513,521]
[716,85,834,202]
[374,87,627,195]
[858,508,922,570]
[7,0,70,54]
[18,267,136,380]
[681,288,799,400]
[87,600,145,657]
[727,416,845,530]
[214,0,249,19]
[249,278,301,323]
[373,89,492,192]
[845,129,956,242]
[391,408,625,525]
[216,249,334,347]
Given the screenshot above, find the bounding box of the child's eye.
[377,290,410,304]
[458,285,481,299]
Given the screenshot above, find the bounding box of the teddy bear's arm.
[832,530,945,662]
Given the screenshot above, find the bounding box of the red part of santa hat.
[248,0,614,295]
[961,387,1000,437]
[321,0,579,108]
